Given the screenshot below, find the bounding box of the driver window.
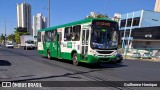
[112,30,118,42]
[91,30,97,43]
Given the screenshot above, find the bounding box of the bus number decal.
[67,42,72,48]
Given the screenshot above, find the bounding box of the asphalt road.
[0,47,160,90]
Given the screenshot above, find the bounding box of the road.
[0,47,160,90]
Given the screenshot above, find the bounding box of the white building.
[33,13,47,40]
[17,2,32,35]
[119,10,160,49]
[154,0,160,12]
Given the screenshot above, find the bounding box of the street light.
[48,0,50,27]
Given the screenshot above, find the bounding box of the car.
[141,52,151,59]
[132,52,141,58]
[6,43,14,48]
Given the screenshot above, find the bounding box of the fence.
[119,48,160,60]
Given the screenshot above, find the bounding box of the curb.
[124,57,160,62]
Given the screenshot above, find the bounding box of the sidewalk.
[123,56,160,62]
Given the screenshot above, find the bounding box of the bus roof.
[38,18,117,32]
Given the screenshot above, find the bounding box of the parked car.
[141,52,151,59]
[20,35,36,50]
[132,52,141,58]
[6,43,14,48]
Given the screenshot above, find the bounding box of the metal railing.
[119,48,160,60]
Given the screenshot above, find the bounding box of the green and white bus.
[37,18,123,65]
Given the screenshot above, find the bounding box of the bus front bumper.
[87,54,123,63]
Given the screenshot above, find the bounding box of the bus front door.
[81,29,89,60]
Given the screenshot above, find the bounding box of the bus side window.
[45,31,52,42]
[38,32,41,42]
[58,33,62,44]
[42,35,44,43]
[64,27,72,41]
[52,30,56,42]
[73,25,81,41]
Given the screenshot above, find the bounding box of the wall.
[132,41,160,49]
[120,10,142,30]
[141,10,160,27]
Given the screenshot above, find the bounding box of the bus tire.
[72,53,79,66]
[47,50,52,60]
[116,59,122,63]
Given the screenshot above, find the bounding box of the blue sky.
[0,0,156,35]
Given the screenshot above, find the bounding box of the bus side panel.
[42,41,48,57]
[50,42,58,57]
[87,55,99,63]
[61,52,72,60]
[60,52,81,61]
[38,50,46,56]
[60,41,81,60]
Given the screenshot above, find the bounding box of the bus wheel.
[47,50,52,60]
[116,59,122,63]
[72,53,79,66]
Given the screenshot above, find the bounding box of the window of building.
[133,17,140,26]
[120,20,126,27]
[72,25,81,41]
[45,31,52,42]
[127,19,132,27]
[64,27,72,41]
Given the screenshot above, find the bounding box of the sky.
[0,0,156,35]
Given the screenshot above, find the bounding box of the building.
[33,13,47,40]
[154,0,160,12]
[110,13,121,22]
[17,2,32,35]
[119,10,160,49]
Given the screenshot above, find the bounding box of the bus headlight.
[113,51,118,56]
[90,50,97,55]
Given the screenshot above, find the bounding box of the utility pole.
[48,0,50,27]
[4,18,6,45]
[104,0,107,16]
[104,0,107,12]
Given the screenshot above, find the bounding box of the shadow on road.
[79,62,128,69]
[0,60,12,66]
[9,69,101,82]
[49,58,127,69]
[99,63,127,68]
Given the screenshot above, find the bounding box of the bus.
[37,18,123,65]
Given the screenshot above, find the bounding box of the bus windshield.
[90,28,118,50]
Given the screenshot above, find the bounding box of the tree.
[86,12,108,19]
[0,33,5,42]
[14,28,30,44]
[7,34,15,42]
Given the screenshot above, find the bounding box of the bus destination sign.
[95,22,110,27]
[92,20,117,28]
